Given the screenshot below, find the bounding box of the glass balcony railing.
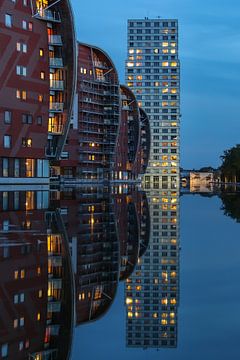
[36,9,61,22]
[50,80,64,90]
[48,35,63,46]
[49,102,64,112]
[49,58,63,68]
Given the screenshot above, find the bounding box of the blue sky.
[71,0,240,169]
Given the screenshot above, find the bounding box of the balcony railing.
[36,9,61,23]
[48,35,63,46]
[48,124,64,135]
[50,80,64,90]
[49,58,63,68]
[49,102,64,112]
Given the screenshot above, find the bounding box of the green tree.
[220,144,240,182]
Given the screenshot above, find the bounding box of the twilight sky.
[71,0,240,169]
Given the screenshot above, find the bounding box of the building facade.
[0,0,76,183]
[126,18,180,189]
[60,42,120,181]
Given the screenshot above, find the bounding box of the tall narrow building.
[125,18,180,189]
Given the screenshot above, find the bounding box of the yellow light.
[128,312,133,318]
[162,42,169,47]
[126,298,133,305]
[127,62,134,67]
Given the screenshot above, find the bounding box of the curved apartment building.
[0,0,76,183]
[60,42,120,181]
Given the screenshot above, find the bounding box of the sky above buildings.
[71,0,240,169]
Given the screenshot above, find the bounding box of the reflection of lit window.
[126,298,133,305]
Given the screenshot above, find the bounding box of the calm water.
[0,189,240,360]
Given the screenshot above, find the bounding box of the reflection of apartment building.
[0,191,74,359]
[126,18,180,188]
[126,189,180,348]
[54,189,119,325]
[0,0,76,183]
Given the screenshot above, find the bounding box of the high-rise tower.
[125,18,180,189]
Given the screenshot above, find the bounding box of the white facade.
[125,18,180,189]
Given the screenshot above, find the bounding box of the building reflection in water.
[0,186,173,357]
[0,191,74,360]
[53,186,150,325]
[125,187,180,349]
[53,187,119,325]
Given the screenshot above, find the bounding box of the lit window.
[39,48,44,57]
[129,49,134,54]
[127,62,134,67]
[162,42,169,47]
[162,62,169,67]
[40,71,45,80]
[22,138,32,147]
[154,48,159,53]
[37,312,41,321]
[162,49,169,54]
[171,62,177,67]
[38,94,43,102]
[171,49,176,54]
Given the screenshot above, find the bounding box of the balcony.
[49,57,63,68]
[50,80,64,90]
[48,35,63,46]
[49,102,64,112]
[48,124,64,135]
[93,61,108,69]
[45,147,57,158]
[35,9,61,23]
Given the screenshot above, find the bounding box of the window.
[22,114,33,124]
[40,71,45,80]
[22,20,27,29]
[3,135,11,148]
[3,158,8,177]
[16,66,27,76]
[22,138,32,147]
[4,111,11,124]
[1,344,8,358]
[39,48,44,57]
[16,90,27,100]
[37,116,42,125]
[5,14,12,27]
[16,42,27,53]
[38,94,43,102]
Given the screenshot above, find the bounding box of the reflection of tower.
[0,191,74,359]
[126,188,180,348]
